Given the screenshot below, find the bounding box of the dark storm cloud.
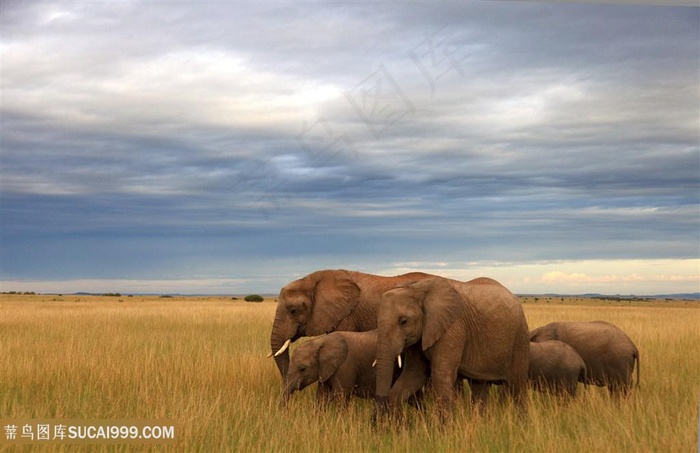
[1,1,698,293]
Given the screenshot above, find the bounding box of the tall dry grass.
[0,294,698,451]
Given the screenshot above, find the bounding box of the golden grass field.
[1,293,698,452]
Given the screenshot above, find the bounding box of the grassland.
[0,293,698,452]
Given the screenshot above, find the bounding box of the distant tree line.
[591,296,650,302]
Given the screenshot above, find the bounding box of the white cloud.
[540,271,647,284]
[3,39,342,137]
[379,259,699,295]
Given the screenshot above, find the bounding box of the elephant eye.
[299,366,306,373]
[399,316,408,326]
[289,307,297,315]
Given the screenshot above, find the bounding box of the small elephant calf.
[281,330,379,406]
[528,340,586,397]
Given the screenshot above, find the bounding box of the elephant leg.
[316,382,332,408]
[469,381,490,413]
[430,362,459,418]
[332,372,357,407]
[406,387,425,410]
[511,375,528,408]
[564,375,579,398]
[335,387,352,406]
[389,346,430,408]
[608,380,630,398]
[389,357,429,409]
[454,378,465,398]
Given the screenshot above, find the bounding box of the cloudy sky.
[2,1,698,295]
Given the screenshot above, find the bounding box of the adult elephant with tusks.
[375,276,530,418]
[268,269,436,380]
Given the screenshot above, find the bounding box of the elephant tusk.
[273,339,292,357]
[266,351,273,358]
[370,357,401,368]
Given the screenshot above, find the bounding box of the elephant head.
[281,335,349,406]
[375,277,462,405]
[270,270,361,379]
[529,324,558,342]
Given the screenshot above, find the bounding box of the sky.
[1,1,699,296]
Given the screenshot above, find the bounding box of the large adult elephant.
[375,276,530,416]
[529,321,640,395]
[269,269,435,380]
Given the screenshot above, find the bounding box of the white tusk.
[266,351,273,358]
[397,355,402,369]
[372,359,377,367]
[273,339,292,357]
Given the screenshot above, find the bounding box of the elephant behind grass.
[280,330,380,406]
[528,340,586,397]
[529,321,640,395]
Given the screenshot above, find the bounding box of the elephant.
[529,321,640,395]
[269,269,435,381]
[528,340,586,397]
[375,276,530,417]
[281,330,381,406]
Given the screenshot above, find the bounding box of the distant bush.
[103,293,121,297]
[244,294,264,302]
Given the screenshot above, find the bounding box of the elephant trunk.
[279,379,298,408]
[375,336,399,412]
[270,308,299,380]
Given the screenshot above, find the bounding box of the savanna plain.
[1,293,698,452]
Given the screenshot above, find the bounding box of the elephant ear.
[421,278,463,351]
[305,272,361,336]
[318,336,349,382]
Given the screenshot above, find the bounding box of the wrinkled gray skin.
[375,277,530,417]
[270,269,435,381]
[530,321,640,395]
[282,331,381,406]
[529,340,586,397]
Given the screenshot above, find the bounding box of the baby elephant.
[530,321,640,395]
[281,330,379,406]
[529,340,586,397]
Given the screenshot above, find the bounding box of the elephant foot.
[372,397,411,430]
